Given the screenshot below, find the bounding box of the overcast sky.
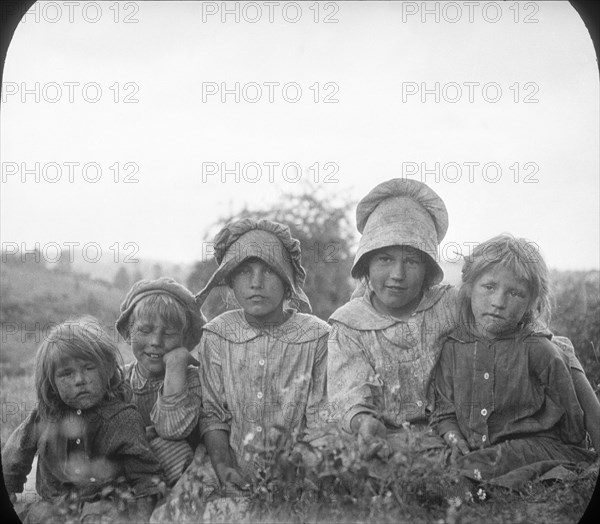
[1,1,598,270]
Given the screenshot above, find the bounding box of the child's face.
[470,264,531,338]
[368,246,426,318]
[54,357,106,410]
[231,258,286,325]
[130,313,184,378]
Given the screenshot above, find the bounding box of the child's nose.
[250,270,264,288]
[389,261,405,280]
[74,371,86,385]
[490,290,507,309]
[150,332,163,346]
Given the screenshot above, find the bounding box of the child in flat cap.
[116,277,206,487]
[195,218,329,492]
[327,179,591,455]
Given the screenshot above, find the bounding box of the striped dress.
[198,309,329,473]
[125,362,202,486]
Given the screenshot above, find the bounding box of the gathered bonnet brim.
[196,220,312,313]
[351,179,449,285]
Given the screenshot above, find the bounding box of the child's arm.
[304,329,328,439]
[1,411,39,497]
[151,348,202,440]
[571,369,600,451]
[431,343,469,461]
[107,407,165,499]
[531,339,592,447]
[162,347,196,396]
[203,429,248,489]
[552,336,600,450]
[198,333,247,488]
[327,323,386,437]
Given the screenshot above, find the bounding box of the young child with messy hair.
[431,235,599,491]
[2,316,163,523]
[328,179,596,459]
[116,277,206,487]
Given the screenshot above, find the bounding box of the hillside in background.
[0,262,134,375]
[2,258,598,382]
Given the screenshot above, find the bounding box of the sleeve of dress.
[430,343,463,438]
[304,331,329,438]
[198,332,231,437]
[327,322,383,433]
[151,366,202,440]
[1,410,39,494]
[533,340,587,445]
[104,407,164,498]
[551,335,585,373]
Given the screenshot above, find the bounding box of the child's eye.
[405,258,420,266]
[85,364,97,371]
[377,255,392,263]
[510,290,525,298]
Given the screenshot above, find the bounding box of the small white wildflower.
[476,488,487,501]
[446,496,462,508]
[242,432,255,446]
[473,468,482,481]
[448,432,458,445]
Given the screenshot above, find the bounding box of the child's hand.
[163,347,195,369]
[353,415,391,460]
[145,426,159,441]
[355,414,387,440]
[8,492,16,505]
[215,464,250,491]
[443,431,470,463]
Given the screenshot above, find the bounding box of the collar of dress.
[447,323,552,344]
[329,284,452,330]
[202,308,330,343]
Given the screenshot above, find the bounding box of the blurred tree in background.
[187,184,356,321]
[113,266,131,290]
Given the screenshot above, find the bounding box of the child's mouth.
[146,353,162,360]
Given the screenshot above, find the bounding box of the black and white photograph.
[1,1,598,523]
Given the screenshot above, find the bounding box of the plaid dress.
[2,399,163,501]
